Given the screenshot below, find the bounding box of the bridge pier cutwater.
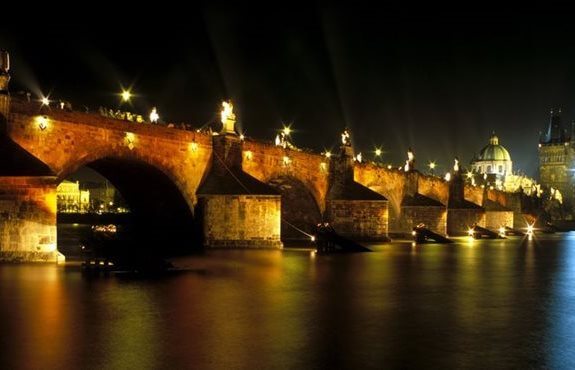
[0,52,539,261]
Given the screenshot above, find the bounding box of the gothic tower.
[538,109,575,217]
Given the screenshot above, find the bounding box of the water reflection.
[1,235,575,368]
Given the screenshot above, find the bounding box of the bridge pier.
[326,144,389,241]
[0,177,61,262]
[197,134,282,249]
[0,74,62,262]
[446,167,485,235]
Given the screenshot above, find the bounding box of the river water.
[1,227,575,369]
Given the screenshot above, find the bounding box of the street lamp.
[428,161,436,175]
[282,125,292,136]
[121,89,132,103]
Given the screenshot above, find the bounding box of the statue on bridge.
[404,147,415,172]
[341,128,351,146]
[221,100,237,134]
[454,157,460,172]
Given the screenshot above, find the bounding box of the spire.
[543,108,566,143]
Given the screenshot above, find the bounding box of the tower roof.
[541,109,568,144]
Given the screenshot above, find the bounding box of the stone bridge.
[0,93,533,262]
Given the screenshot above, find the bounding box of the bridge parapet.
[242,139,329,212]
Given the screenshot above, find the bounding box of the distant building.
[57,180,90,213]
[83,180,117,212]
[538,109,572,215]
[469,132,540,196]
[471,133,513,181]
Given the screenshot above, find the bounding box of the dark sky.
[2,6,575,178]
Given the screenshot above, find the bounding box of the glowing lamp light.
[387,165,392,169]
[499,227,506,236]
[324,151,332,158]
[429,161,436,170]
[375,148,382,157]
[283,156,291,166]
[239,133,245,141]
[467,228,475,236]
[445,172,451,182]
[466,171,473,179]
[124,132,135,150]
[189,141,199,152]
[41,97,50,106]
[244,150,253,160]
[411,230,416,236]
[310,235,315,242]
[149,107,159,123]
[121,90,132,102]
[282,125,292,136]
[526,224,534,235]
[36,115,48,130]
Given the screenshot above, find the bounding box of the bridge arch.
[267,175,322,241]
[59,156,200,254]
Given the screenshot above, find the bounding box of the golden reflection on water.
[1,235,575,369]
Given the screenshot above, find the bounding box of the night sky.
[2,7,575,178]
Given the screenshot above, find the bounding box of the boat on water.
[80,225,173,274]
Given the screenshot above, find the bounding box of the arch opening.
[268,176,322,241]
[57,157,200,257]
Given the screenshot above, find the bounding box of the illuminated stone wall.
[7,101,212,211]
[0,177,60,262]
[418,174,449,205]
[354,164,406,226]
[241,140,329,212]
[447,209,486,236]
[325,200,388,241]
[198,195,282,248]
[464,185,485,206]
[485,211,513,229]
[400,206,447,235]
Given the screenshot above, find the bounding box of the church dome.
[477,134,511,161]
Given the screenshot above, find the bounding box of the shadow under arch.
[67,156,200,255]
[268,175,322,241]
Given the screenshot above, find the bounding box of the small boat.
[80,227,173,274]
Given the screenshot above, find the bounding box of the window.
[498,165,503,173]
[487,165,492,173]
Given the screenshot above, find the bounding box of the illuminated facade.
[538,110,573,213]
[56,180,90,212]
[471,133,513,179]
